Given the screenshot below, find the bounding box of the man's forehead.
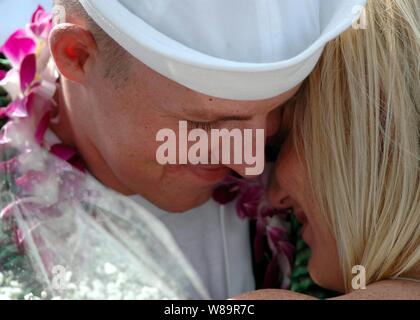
[168,84,301,122]
[176,96,285,121]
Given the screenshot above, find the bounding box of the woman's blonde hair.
[291,0,419,291]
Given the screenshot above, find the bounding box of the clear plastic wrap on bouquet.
[0,120,209,300]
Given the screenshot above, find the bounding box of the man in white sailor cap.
[47,0,365,299]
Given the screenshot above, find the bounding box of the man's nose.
[221,115,268,178]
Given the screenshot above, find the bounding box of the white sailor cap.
[79,0,366,100]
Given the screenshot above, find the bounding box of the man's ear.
[49,23,98,83]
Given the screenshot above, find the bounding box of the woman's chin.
[307,255,345,293]
[307,257,322,286]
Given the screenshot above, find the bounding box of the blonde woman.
[237,0,419,300]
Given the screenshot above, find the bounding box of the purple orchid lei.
[212,170,294,289]
[0,6,294,291]
[0,6,87,272]
[0,6,84,170]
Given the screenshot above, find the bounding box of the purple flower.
[50,144,78,162]
[267,226,294,264]
[212,180,241,204]
[0,99,28,119]
[264,256,281,288]
[14,171,48,197]
[236,185,264,219]
[213,171,295,289]
[0,35,37,102]
[50,143,87,172]
[20,53,37,92]
[253,218,267,262]
[30,6,53,40]
[34,111,51,144]
[69,157,87,173]
[1,29,36,68]
[266,225,294,288]
[0,6,54,104]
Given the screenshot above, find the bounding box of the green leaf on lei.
[0,55,11,129]
[289,216,339,299]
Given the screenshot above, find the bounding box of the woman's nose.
[266,111,281,139]
[267,180,293,210]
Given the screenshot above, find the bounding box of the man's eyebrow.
[212,115,253,122]
[180,109,253,122]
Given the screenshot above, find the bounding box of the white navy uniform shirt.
[129,194,256,299]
